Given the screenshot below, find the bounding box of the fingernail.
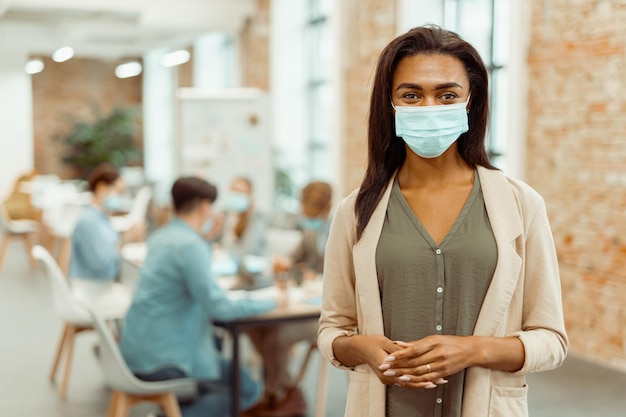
[425,382,437,389]
[378,363,390,370]
[384,355,396,362]
[399,375,411,382]
[383,370,396,376]
[434,378,448,385]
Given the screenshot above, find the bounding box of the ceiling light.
[160,50,190,67]
[25,59,45,75]
[115,62,142,78]
[52,46,74,63]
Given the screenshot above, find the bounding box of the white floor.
[1,239,626,417]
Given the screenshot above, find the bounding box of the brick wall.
[527,0,626,370]
[177,48,194,88]
[341,0,397,192]
[32,57,142,179]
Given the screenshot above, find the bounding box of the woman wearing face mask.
[214,177,268,276]
[318,26,567,417]
[69,163,144,283]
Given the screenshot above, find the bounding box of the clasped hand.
[365,334,475,389]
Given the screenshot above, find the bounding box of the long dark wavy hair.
[355,25,496,241]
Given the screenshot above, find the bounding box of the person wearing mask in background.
[205,176,269,283]
[318,26,567,416]
[120,176,277,417]
[274,180,333,282]
[246,181,333,417]
[69,163,144,284]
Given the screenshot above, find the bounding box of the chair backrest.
[84,303,198,400]
[128,186,152,222]
[81,302,145,392]
[31,245,90,323]
[0,204,9,230]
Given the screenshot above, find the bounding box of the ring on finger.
[426,363,432,374]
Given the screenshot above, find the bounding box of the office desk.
[214,291,321,417]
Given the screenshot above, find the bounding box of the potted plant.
[60,106,142,178]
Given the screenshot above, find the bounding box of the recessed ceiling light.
[52,46,74,63]
[115,62,142,78]
[161,50,190,67]
[25,59,45,75]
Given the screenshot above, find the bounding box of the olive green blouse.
[376,173,497,417]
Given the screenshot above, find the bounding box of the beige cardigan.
[318,166,568,417]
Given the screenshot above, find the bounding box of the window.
[271,0,338,208]
[305,0,334,179]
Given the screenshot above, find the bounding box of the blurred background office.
[2,0,626,416]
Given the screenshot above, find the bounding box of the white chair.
[83,302,197,417]
[111,186,152,233]
[0,203,38,269]
[40,183,91,274]
[32,245,131,399]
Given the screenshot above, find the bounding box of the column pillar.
[142,49,176,204]
[0,51,34,197]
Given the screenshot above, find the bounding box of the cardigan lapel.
[473,166,524,335]
[352,177,395,336]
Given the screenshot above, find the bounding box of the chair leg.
[314,356,329,417]
[106,391,122,417]
[294,342,317,387]
[58,325,77,399]
[158,392,183,417]
[22,233,37,269]
[0,234,10,269]
[112,391,131,417]
[49,324,70,382]
[57,237,71,276]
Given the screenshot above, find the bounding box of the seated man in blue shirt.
[120,176,276,417]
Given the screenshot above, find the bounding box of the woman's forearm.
[470,335,525,372]
[332,334,403,369]
[332,335,367,367]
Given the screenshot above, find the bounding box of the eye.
[402,92,420,100]
[440,92,458,101]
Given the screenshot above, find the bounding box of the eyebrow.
[395,82,464,91]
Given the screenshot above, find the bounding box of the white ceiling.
[0,0,257,60]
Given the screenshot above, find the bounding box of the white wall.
[0,51,34,198]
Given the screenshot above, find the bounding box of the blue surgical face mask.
[201,217,215,234]
[103,194,122,212]
[394,99,470,158]
[225,192,250,213]
[299,216,324,231]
